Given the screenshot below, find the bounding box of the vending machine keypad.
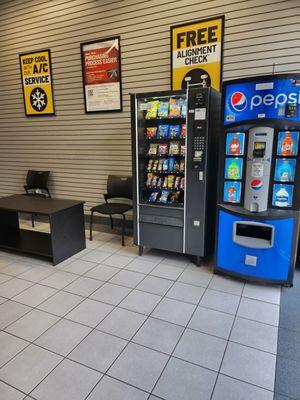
[194,136,205,151]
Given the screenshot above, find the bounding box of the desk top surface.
[0,195,85,215]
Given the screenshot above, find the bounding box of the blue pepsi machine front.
[216,74,300,286]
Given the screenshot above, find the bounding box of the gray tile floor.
[0,220,281,400]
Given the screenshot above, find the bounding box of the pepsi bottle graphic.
[228,186,237,202]
[229,133,240,155]
[281,132,294,156]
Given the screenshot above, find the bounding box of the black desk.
[0,195,86,265]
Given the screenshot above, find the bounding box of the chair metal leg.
[31,214,35,228]
[110,214,114,230]
[139,245,143,256]
[90,211,94,241]
[122,214,126,246]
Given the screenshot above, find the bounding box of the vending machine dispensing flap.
[233,221,274,249]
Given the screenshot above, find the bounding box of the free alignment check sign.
[171,16,224,91]
[19,50,55,116]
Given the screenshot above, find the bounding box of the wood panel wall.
[0,0,299,215]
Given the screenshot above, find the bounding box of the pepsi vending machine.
[215,74,300,286]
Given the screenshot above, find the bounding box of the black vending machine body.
[131,86,220,263]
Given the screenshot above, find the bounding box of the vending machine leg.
[196,256,201,267]
[139,245,144,256]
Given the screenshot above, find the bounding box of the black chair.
[90,175,133,246]
[24,170,51,227]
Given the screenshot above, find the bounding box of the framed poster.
[19,49,55,116]
[81,36,122,113]
[171,16,224,91]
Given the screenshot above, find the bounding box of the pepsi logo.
[250,179,263,190]
[230,92,247,112]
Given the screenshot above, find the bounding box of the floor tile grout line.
[0,265,109,372]
[0,377,35,400]
[0,265,280,337]
[0,329,277,400]
[2,250,283,306]
[21,247,167,398]
[1,311,277,394]
[0,299,279,362]
[83,261,193,400]
[213,372,276,395]
[209,282,246,400]
[0,243,281,398]
[146,266,215,399]
[0,256,280,351]
[37,247,168,399]
[209,281,278,397]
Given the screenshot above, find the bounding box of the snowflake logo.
[30,87,48,112]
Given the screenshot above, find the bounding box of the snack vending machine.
[131,86,220,264]
[216,74,300,285]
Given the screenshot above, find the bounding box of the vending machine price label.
[251,162,264,178]
[195,108,206,120]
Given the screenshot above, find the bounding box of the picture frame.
[19,49,55,116]
[171,16,224,92]
[80,36,122,113]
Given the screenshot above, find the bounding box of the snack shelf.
[145,137,186,141]
[146,171,184,175]
[145,116,186,121]
[142,200,184,208]
[146,187,184,191]
[145,154,185,158]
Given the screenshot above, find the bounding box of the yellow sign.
[171,16,224,91]
[19,50,55,116]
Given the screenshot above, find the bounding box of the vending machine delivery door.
[233,221,274,249]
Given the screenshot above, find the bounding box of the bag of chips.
[152,175,159,187]
[168,157,174,172]
[146,127,157,139]
[158,143,168,156]
[169,98,182,118]
[147,159,154,171]
[146,173,153,187]
[146,100,159,119]
[181,124,186,138]
[162,177,168,188]
[180,160,185,171]
[174,176,181,189]
[157,177,162,188]
[168,175,175,188]
[169,141,180,156]
[148,143,158,155]
[162,159,169,171]
[169,125,181,139]
[181,98,187,117]
[152,160,158,171]
[157,101,169,118]
[157,159,163,171]
[180,177,185,190]
[149,189,160,202]
[157,124,169,139]
[173,160,180,172]
[180,145,185,156]
[170,190,181,203]
[160,189,171,204]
